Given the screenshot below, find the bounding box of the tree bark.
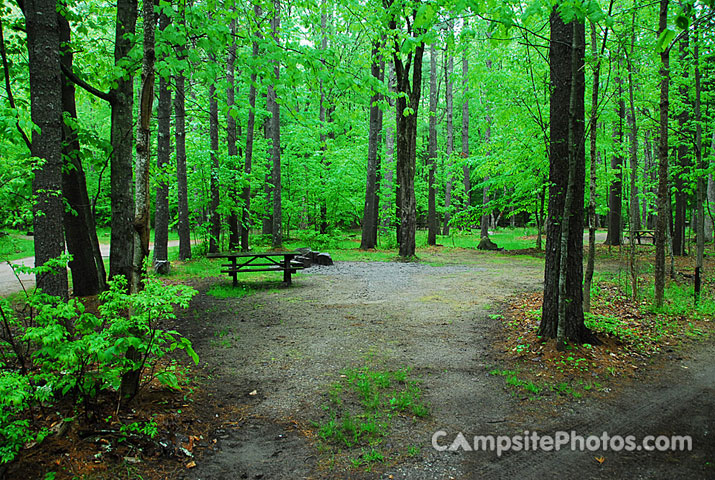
[673,33,690,256]
[693,28,704,302]
[209,82,220,253]
[242,4,262,252]
[154,11,171,267]
[389,5,424,258]
[227,15,240,251]
[443,29,454,236]
[131,0,155,293]
[175,71,191,260]
[269,0,282,248]
[706,130,715,242]
[361,41,384,250]
[109,0,137,283]
[654,0,669,308]
[605,67,624,246]
[382,62,395,233]
[461,30,470,208]
[539,10,595,344]
[427,44,438,246]
[26,0,68,298]
[58,12,105,296]
[626,9,640,300]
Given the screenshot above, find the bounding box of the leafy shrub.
[0,269,198,464]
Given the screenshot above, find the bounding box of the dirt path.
[173,254,713,479]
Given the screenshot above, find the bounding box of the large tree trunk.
[242,4,262,252]
[605,67,624,246]
[443,31,454,236]
[227,15,240,251]
[269,0,282,248]
[58,13,105,296]
[131,0,155,293]
[539,10,595,344]
[154,11,171,268]
[390,10,424,258]
[109,0,137,283]
[427,45,438,246]
[673,33,690,256]
[654,0,670,308]
[25,0,68,298]
[175,71,191,260]
[361,41,384,250]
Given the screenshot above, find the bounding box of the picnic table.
[207,251,304,286]
[625,230,655,244]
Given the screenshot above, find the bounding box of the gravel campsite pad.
[174,256,714,479]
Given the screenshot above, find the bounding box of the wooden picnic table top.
[207,251,299,259]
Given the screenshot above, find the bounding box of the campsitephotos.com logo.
[432,430,693,457]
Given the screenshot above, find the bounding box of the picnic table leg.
[283,256,291,285]
[232,258,238,287]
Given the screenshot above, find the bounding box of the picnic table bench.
[624,230,655,244]
[207,251,304,286]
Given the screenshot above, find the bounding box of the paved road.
[0,240,184,296]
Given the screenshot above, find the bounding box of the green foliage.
[0,267,197,464]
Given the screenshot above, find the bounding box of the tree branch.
[60,62,114,103]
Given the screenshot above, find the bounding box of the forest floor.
[160,250,712,479]
[5,242,714,479]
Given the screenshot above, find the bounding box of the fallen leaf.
[186,461,197,469]
[595,456,605,464]
[249,390,258,396]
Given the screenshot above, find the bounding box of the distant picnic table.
[207,251,304,286]
[625,230,655,244]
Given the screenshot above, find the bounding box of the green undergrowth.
[313,365,429,472]
[489,368,605,399]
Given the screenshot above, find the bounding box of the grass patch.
[313,365,429,471]
[0,231,35,261]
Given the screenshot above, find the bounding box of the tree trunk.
[131,0,155,293]
[154,11,171,267]
[25,0,68,298]
[693,28,704,302]
[361,41,384,250]
[442,31,454,236]
[461,33,470,208]
[673,33,690,256]
[175,72,191,260]
[227,15,240,251]
[382,62,395,233]
[626,9,640,300]
[109,0,137,283]
[209,82,220,253]
[427,45,438,246]
[605,68,624,246]
[584,20,609,312]
[58,13,105,296]
[242,4,261,252]
[481,47,493,240]
[706,130,715,242]
[269,0,282,249]
[654,0,669,308]
[390,9,424,258]
[539,10,595,344]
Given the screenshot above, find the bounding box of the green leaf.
[656,28,675,53]
[675,15,689,30]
